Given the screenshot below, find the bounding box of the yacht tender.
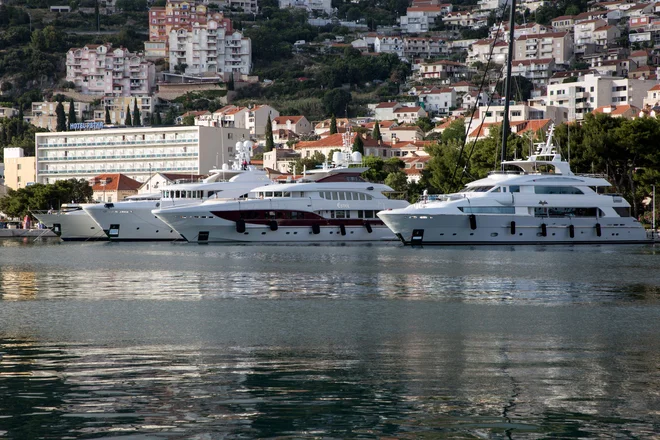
[378,127,650,245]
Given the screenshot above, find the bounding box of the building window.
[17,164,21,170]
[228,132,233,139]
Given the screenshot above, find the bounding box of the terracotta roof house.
[90,173,142,203]
[592,104,641,119]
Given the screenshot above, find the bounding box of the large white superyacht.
[378,126,650,245]
[83,141,273,241]
[153,152,409,243]
[32,204,108,241]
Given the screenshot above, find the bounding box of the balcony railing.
[41,138,199,148]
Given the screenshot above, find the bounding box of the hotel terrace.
[35,125,250,185]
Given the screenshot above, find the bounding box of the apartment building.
[466,39,508,65]
[66,44,156,97]
[513,31,573,65]
[403,37,448,59]
[593,24,621,49]
[574,19,608,55]
[35,125,250,185]
[0,107,18,118]
[271,116,312,136]
[400,6,446,33]
[27,101,92,130]
[511,58,556,86]
[551,15,575,32]
[92,96,155,126]
[3,148,36,190]
[169,19,251,79]
[546,73,653,121]
[374,36,404,58]
[417,59,470,82]
[419,87,457,114]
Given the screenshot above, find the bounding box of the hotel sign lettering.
[69,122,104,130]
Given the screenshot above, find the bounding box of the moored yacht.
[153,153,409,243]
[32,204,107,241]
[83,141,273,241]
[378,126,650,245]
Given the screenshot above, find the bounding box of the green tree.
[182,114,195,125]
[124,105,132,126]
[133,99,141,126]
[105,106,111,124]
[329,114,337,134]
[323,89,351,117]
[289,151,325,174]
[372,121,382,141]
[155,111,162,126]
[68,99,77,126]
[384,170,408,193]
[416,116,434,134]
[442,118,466,144]
[352,133,364,154]
[265,113,274,152]
[55,101,66,131]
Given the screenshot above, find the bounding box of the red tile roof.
[90,174,142,191]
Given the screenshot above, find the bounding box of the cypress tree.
[352,133,364,154]
[56,101,67,132]
[329,114,337,134]
[155,111,162,126]
[68,98,77,126]
[105,106,111,124]
[124,105,132,126]
[372,121,382,141]
[17,104,24,136]
[265,113,274,152]
[133,99,141,126]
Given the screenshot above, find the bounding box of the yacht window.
[534,186,584,195]
[509,186,520,192]
[491,187,501,192]
[614,207,630,217]
[283,192,290,197]
[359,193,366,200]
[332,192,338,200]
[335,210,346,219]
[339,192,346,200]
[535,207,598,217]
[459,207,515,214]
[364,210,374,218]
[274,192,283,197]
[265,191,274,197]
[175,190,181,198]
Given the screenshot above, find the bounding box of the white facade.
[374,36,404,58]
[66,44,156,97]
[35,126,250,185]
[279,0,332,14]
[169,20,251,79]
[419,87,457,114]
[400,6,445,34]
[546,74,654,121]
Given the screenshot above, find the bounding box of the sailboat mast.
[500,0,516,170]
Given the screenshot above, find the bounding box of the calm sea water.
[1,239,660,439]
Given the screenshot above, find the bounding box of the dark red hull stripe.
[210,210,384,227]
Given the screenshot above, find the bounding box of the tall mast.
[500,0,516,170]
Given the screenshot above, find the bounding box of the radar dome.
[351,151,363,163]
[222,163,229,170]
[332,151,343,163]
[235,141,244,149]
[243,140,254,150]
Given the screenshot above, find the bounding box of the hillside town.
[1,0,660,208]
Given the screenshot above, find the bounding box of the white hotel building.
[35,126,250,185]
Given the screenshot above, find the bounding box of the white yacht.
[152,153,409,243]
[378,126,650,245]
[32,204,108,241]
[83,141,273,241]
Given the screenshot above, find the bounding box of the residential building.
[271,116,312,136]
[592,104,641,119]
[592,24,621,49]
[169,20,251,79]
[90,173,142,203]
[246,105,279,137]
[442,11,478,28]
[314,118,356,136]
[389,126,426,142]
[35,125,250,185]
[478,0,506,12]
[393,106,428,124]
[551,15,575,32]
[25,101,91,130]
[0,107,18,118]
[467,39,509,65]
[546,73,654,121]
[400,6,446,34]
[374,36,404,58]
[66,44,156,97]
[3,148,36,190]
[372,102,401,120]
[263,148,300,173]
[279,0,332,15]
[92,96,155,126]
[403,36,448,59]
[401,153,430,183]
[419,87,457,114]
[574,19,608,55]
[295,133,386,159]
[642,84,660,108]
[390,140,431,157]
[417,59,470,82]
[513,32,573,65]
[510,58,556,86]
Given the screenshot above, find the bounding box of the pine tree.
[329,114,337,134]
[352,133,364,154]
[105,106,111,124]
[372,121,382,141]
[124,105,132,126]
[133,99,141,126]
[150,113,155,126]
[227,74,234,91]
[68,98,77,126]
[56,101,67,132]
[265,113,274,152]
[17,104,24,136]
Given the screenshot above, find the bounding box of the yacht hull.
[84,201,184,241]
[32,211,107,241]
[378,212,651,245]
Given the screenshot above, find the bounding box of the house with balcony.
[279,0,332,14]
[551,15,575,32]
[417,60,470,82]
[514,31,573,65]
[442,11,477,29]
[374,36,404,58]
[467,39,509,65]
[592,24,621,49]
[66,44,156,97]
[403,37,448,59]
[510,58,556,86]
[592,104,640,119]
[393,106,427,124]
[272,116,312,136]
[419,87,456,115]
[400,6,446,33]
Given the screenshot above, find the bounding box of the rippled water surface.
[1,239,660,438]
